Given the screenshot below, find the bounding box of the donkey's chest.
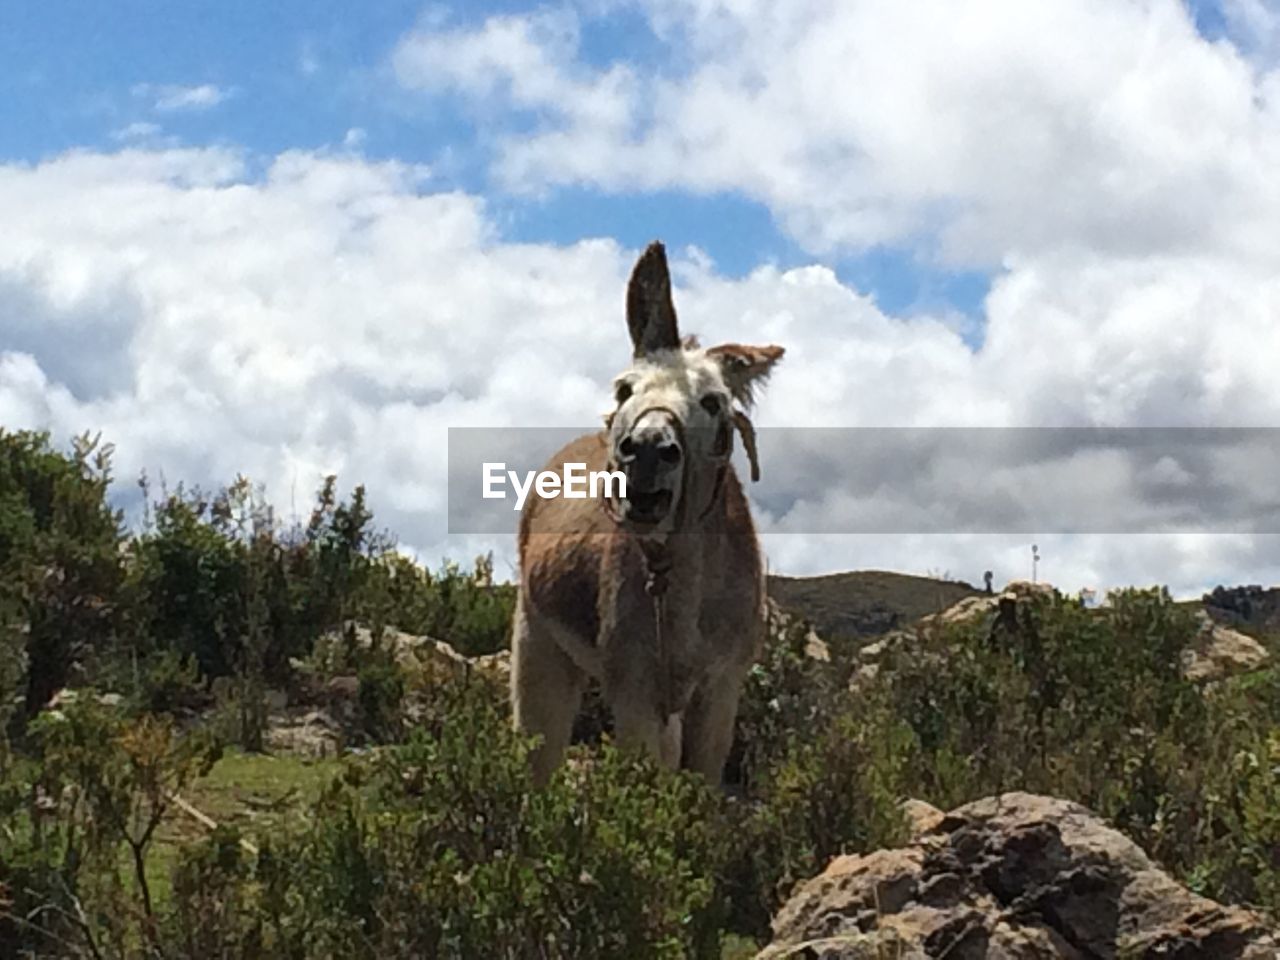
[599,580,758,667]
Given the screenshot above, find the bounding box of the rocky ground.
[267,623,512,756]
[759,793,1278,959]
[758,578,1278,958]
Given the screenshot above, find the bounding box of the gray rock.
[759,792,1278,959]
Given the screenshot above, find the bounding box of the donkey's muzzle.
[615,419,681,483]
[613,412,681,525]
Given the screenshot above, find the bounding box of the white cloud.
[0,147,635,558]
[17,0,1280,594]
[11,3,1280,603]
[4,145,1280,594]
[383,9,1280,427]
[112,121,163,142]
[132,82,232,113]
[396,0,1280,270]
[392,9,637,158]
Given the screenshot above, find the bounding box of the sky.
[3,0,1280,596]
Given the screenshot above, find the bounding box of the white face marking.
[610,346,732,463]
[604,345,735,529]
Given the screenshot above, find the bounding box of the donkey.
[512,242,784,784]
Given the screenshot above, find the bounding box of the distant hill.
[1201,584,1280,635]
[766,570,982,640]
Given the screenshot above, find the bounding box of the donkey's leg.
[511,602,586,787]
[599,557,693,771]
[681,669,748,783]
[607,656,685,769]
[611,699,685,769]
[659,713,683,769]
[609,688,669,767]
[605,638,687,770]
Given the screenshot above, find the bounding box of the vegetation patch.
[1,430,1277,958]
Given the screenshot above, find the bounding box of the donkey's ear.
[707,343,785,407]
[626,242,680,356]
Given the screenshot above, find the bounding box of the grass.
[145,749,342,905]
[721,933,761,958]
[182,748,339,829]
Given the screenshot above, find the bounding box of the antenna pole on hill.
[1031,544,1040,583]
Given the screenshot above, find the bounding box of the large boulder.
[265,707,343,757]
[1182,611,1270,683]
[314,623,512,686]
[918,580,1055,634]
[759,792,1278,959]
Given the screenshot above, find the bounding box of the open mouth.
[622,488,673,524]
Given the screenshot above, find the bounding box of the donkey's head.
[605,242,784,532]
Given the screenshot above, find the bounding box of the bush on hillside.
[0,431,125,735]
[0,430,514,744]
[4,674,735,959]
[875,588,1280,915]
[3,429,1278,954]
[0,698,219,957]
[273,681,729,959]
[356,657,406,744]
[723,698,912,937]
[721,590,1280,930]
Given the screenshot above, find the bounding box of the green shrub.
[204,677,731,959]
[359,553,516,657]
[133,485,251,681]
[356,658,405,744]
[165,825,265,959]
[875,588,1280,916]
[713,618,906,936]
[724,698,912,939]
[729,616,850,793]
[133,648,205,716]
[210,672,269,753]
[417,554,515,656]
[0,430,125,735]
[0,698,219,958]
[720,590,1280,930]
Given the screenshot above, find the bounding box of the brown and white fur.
[512,241,784,785]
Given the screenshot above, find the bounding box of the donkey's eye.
[700,394,723,416]
[615,383,633,404]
